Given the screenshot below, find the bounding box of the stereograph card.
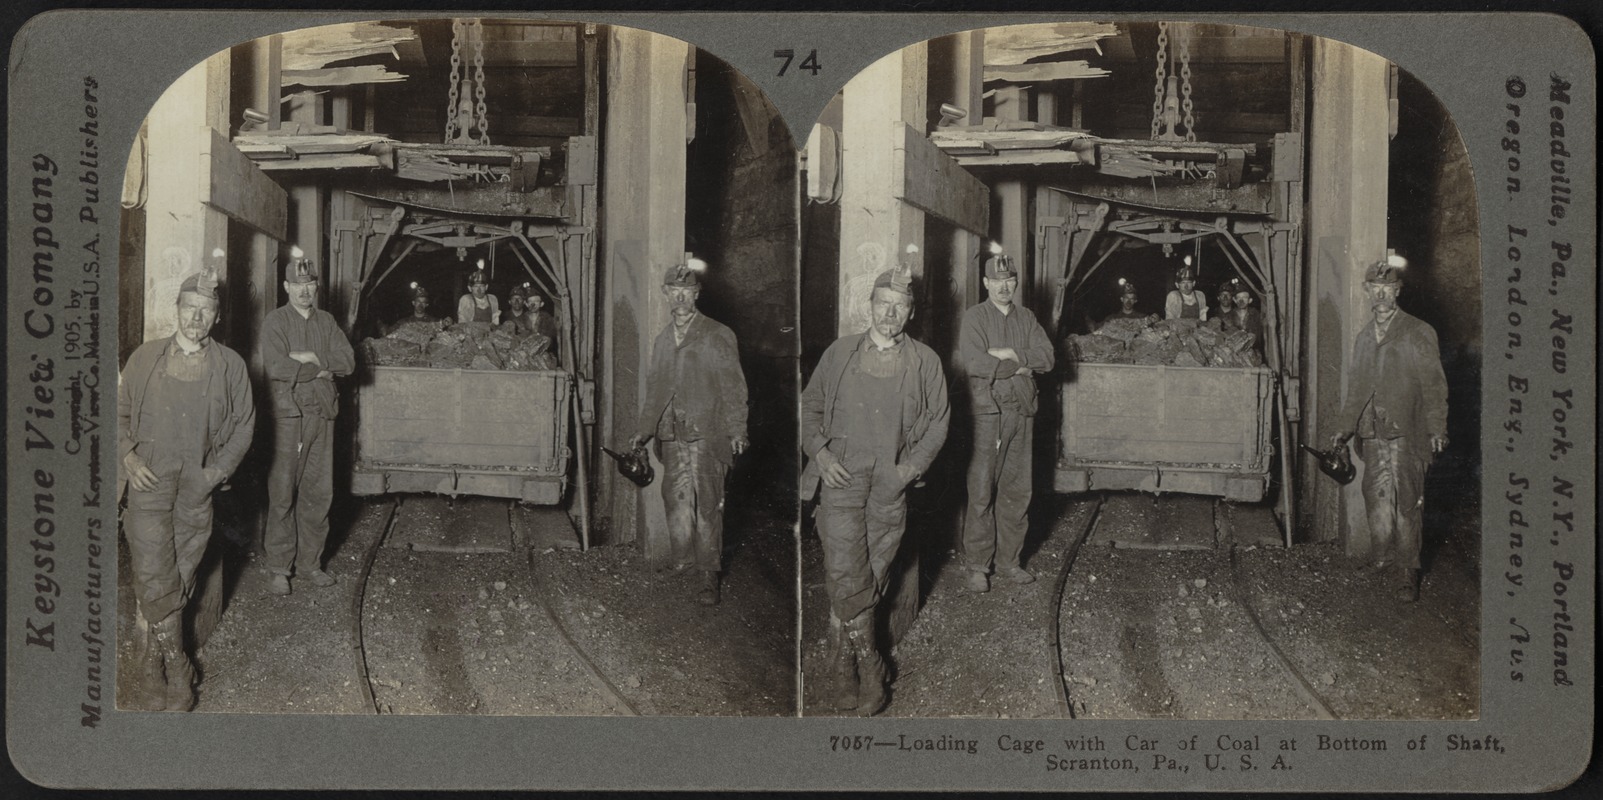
[4,3,1596,793]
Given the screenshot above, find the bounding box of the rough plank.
[282,65,408,88]
[280,21,414,71]
[256,153,384,172]
[983,21,1119,66]
[984,61,1111,83]
[201,127,288,239]
[891,121,989,235]
[954,150,1086,168]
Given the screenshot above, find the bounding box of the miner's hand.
[124,452,159,493]
[1330,431,1353,450]
[628,434,650,451]
[894,461,920,487]
[203,465,229,489]
[1430,434,1449,454]
[731,436,749,456]
[987,347,1020,363]
[289,350,322,367]
[816,448,852,489]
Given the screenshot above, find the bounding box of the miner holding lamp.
[118,264,255,710]
[1327,254,1448,602]
[800,255,950,715]
[630,257,749,606]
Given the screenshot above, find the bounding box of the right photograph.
[798,21,1481,720]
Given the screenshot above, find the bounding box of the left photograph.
[114,18,798,716]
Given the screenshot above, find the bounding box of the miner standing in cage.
[957,246,1055,593]
[261,252,357,596]
[1327,254,1449,602]
[800,256,950,715]
[630,257,750,606]
[118,264,255,710]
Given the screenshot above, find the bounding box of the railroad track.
[1047,492,1106,718]
[349,496,638,716]
[1050,494,1339,720]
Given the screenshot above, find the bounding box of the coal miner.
[1102,278,1154,325]
[800,261,950,715]
[261,254,357,596]
[457,266,501,325]
[630,257,749,606]
[117,265,255,710]
[957,247,1055,593]
[505,281,561,347]
[387,282,441,333]
[1328,255,1448,602]
[1164,259,1208,321]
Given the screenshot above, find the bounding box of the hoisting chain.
[1150,21,1169,140]
[471,19,490,145]
[445,18,464,143]
[1177,24,1196,142]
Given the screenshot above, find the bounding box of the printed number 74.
[774,48,822,76]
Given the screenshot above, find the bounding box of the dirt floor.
[801,489,1480,720]
[117,480,796,717]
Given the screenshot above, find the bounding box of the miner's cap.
[179,266,221,300]
[285,256,319,284]
[1364,254,1407,285]
[663,256,706,288]
[984,245,1018,281]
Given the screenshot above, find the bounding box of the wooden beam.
[954,149,1086,168]
[1101,32,1289,64]
[282,66,408,88]
[478,40,578,67]
[256,153,385,172]
[599,26,690,552]
[893,122,988,234]
[984,61,1110,82]
[1304,38,1391,551]
[201,127,288,238]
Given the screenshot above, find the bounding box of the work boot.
[826,613,858,713]
[698,571,721,606]
[152,616,195,712]
[998,565,1036,585]
[304,569,337,588]
[267,574,291,596]
[1394,568,1420,603]
[844,612,887,716]
[133,619,168,711]
[958,568,989,595]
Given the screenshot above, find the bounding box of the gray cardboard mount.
[6,7,1596,792]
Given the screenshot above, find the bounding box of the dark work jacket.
[1334,309,1448,457]
[260,304,356,419]
[799,332,951,501]
[637,313,749,466]
[117,336,256,498]
[958,300,1055,416]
